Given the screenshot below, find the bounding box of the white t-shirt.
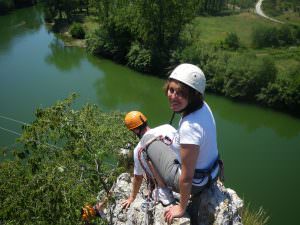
[172,101,219,186]
[133,124,177,175]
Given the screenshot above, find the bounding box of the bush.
[252,25,298,48]
[127,42,152,73]
[0,94,136,224]
[252,26,279,48]
[171,43,229,93]
[224,32,240,50]
[70,23,85,39]
[277,25,295,46]
[223,55,277,100]
[257,66,300,114]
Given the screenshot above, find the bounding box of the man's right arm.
[121,174,143,209]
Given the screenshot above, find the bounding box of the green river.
[1,6,300,225]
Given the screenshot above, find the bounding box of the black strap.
[193,155,220,180]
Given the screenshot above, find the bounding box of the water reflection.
[45,38,85,71]
[87,56,171,125]
[0,6,43,53]
[208,94,300,138]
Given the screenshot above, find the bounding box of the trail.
[255,0,284,24]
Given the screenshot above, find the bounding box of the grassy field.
[250,47,300,78]
[192,11,280,48]
[262,0,300,26]
[191,10,299,78]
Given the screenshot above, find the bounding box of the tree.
[224,55,277,99]
[0,94,136,224]
[224,32,240,50]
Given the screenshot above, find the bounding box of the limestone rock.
[104,173,243,225]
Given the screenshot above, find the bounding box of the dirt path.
[255,0,284,24]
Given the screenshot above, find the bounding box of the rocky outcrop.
[102,173,243,225]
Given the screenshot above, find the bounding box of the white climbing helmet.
[169,63,206,95]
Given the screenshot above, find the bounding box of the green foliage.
[86,23,131,63]
[126,42,152,73]
[263,0,300,17]
[43,0,89,22]
[0,94,137,224]
[277,25,295,45]
[70,23,85,39]
[223,32,240,50]
[0,0,35,14]
[197,0,227,14]
[257,65,300,114]
[252,26,279,48]
[252,25,298,48]
[224,55,277,99]
[0,0,14,14]
[242,204,269,225]
[85,0,198,74]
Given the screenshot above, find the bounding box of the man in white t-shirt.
[121,111,177,209]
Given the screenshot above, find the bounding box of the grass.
[248,47,300,78]
[82,15,99,33]
[191,11,300,79]
[262,0,300,26]
[192,12,280,48]
[242,204,269,225]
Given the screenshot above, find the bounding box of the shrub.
[252,26,279,48]
[224,32,240,50]
[224,55,277,100]
[0,94,136,224]
[277,25,294,46]
[127,42,152,73]
[257,67,300,114]
[70,23,85,39]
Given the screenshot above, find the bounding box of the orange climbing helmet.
[81,204,97,222]
[124,111,147,130]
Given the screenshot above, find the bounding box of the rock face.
[103,173,243,225]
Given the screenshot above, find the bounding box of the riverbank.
[45,21,86,48]
[0,0,36,15]
[43,1,299,118]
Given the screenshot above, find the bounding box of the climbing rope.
[0,125,22,136]
[0,114,29,125]
[0,113,118,169]
[141,198,155,225]
[0,114,65,151]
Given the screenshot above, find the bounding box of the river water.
[1,6,300,225]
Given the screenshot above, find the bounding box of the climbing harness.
[137,135,174,203]
[193,155,224,183]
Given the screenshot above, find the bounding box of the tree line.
[41,0,300,115]
[0,0,36,14]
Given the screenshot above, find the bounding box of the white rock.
[104,173,243,225]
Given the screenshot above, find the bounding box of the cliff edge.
[102,173,243,225]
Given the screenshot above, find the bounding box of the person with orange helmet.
[122,111,178,209]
